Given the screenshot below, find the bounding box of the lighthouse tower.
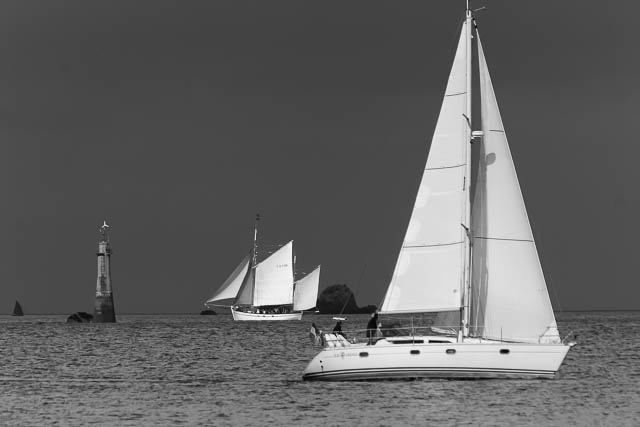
[94,220,116,322]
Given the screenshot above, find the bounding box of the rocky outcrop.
[316,284,376,314]
[66,312,93,323]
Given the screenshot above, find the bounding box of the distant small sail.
[12,300,24,316]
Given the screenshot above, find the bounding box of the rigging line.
[339,263,367,317]
[474,236,534,243]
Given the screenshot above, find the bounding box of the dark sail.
[12,300,24,316]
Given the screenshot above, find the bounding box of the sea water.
[0,311,638,426]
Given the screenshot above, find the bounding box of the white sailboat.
[303,5,574,380]
[205,216,320,321]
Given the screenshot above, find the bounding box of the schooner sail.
[303,6,573,380]
[293,266,321,312]
[206,253,252,304]
[204,218,320,321]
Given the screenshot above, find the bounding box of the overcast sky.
[3,1,638,313]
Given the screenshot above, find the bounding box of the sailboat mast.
[253,213,260,268]
[461,3,474,339]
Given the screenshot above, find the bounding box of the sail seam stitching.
[445,91,466,97]
[403,241,464,248]
[425,164,465,171]
[474,237,533,243]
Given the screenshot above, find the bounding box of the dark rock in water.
[66,312,94,323]
[200,309,217,315]
[317,284,376,314]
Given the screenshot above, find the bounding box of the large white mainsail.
[380,21,470,314]
[205,253,251,305]
[253,241,295,306]
[471,33,560,343]
[293,266,321,311]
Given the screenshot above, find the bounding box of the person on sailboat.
[309,323,323,346]
[366,312,379,345]
[332,321,346,338]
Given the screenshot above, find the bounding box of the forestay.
[254,241,295,306]
[470,34,559,343]
[380,22,469,314]
[293,266,321,311]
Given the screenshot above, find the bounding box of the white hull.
[231,307,302,321]
[303,336,571,381]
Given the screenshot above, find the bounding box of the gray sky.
[3,1,638,313]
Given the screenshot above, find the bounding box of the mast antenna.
[467,1,486,16]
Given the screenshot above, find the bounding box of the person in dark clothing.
[332,320,346,338]
[366,312,379,345]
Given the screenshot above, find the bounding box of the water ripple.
[0,312,638,426]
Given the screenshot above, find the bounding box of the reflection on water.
[0,312,638,426]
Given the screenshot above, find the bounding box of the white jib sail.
[380,21,469,314]
[293,266,321,311]
[206,253,251,304]
[253,241,295,306]
[471,34,560,344]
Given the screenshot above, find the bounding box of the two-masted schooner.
[303,5,573,380]
[205,216,320,320]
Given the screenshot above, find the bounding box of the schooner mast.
[252,213,260,268]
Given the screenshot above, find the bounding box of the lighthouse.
[94,220,116,322]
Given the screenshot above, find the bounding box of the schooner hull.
[302,338,570,381]
[231,307,302,321]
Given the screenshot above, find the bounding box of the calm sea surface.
[1,311,638,426]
